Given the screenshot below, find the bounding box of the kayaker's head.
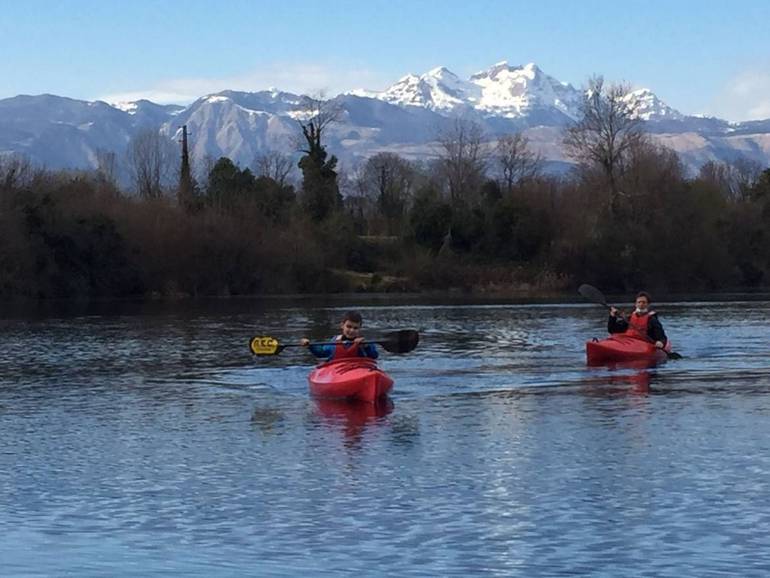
[340,310,363,340]
[635,291,652,315]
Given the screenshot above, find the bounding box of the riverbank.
[3,285,770,323]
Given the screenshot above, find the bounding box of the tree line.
[1,78,769,300]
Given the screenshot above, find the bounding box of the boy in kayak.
[300,310,379,361]
[608,291,668,349]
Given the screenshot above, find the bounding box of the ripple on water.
[2,300,770,576]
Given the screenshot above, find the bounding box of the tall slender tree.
[177,125,196,209]
[176,124,200,211]
[296,95,341,221]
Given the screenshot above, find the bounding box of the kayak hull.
[586,335,670,366]
[308,358,394,403]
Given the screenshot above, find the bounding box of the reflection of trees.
[251,406,285,434]
[386,412,421,447]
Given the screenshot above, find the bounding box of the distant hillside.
[2,62,769,178]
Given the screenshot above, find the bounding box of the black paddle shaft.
[578,284,611,309]
[250,329,419,356]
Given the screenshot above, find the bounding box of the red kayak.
[308,358,394,402]
[586,334,671,366]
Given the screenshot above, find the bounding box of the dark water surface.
[2,297,770,576]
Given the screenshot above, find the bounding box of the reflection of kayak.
[314,397,394,442]
[308,358,394,402]
[586,335,670,366]
[314,397,394,424]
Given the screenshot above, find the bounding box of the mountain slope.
[1,62,769,176]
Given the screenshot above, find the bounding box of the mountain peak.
[0,69,763,178]
[112,101,140,113]
[471,61,542,82]
[426,66,456,78]
[377,65,475,112]
[625,88,684,121]
[377,60,575,118]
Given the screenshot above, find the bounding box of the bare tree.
[358,152,416,235]
[621,139,684,218]
[254,149,294,187]
[196,154,217,192]
[126,129,176,199]
[295,93,342,156]
[495,132,542,192]
[698,157,763,202]
[95,148,118,187]
[435,117,488,206]
[0,154,34,193]
[563,76,646,215]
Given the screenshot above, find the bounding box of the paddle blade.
[250,336,282,355]
[578,284,610,308]
[380,329,419,354]
[666,351,683,360]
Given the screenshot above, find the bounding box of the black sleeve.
[647,314,667,345]
[608,315,628,334]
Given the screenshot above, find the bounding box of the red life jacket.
[332,338,361,360]
[626,311,654,340]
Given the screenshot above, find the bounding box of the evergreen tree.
[177,125,198,211]
[297,97,341,221]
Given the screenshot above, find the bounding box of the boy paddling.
[300,311,379,361]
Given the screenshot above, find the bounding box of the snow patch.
[205,95,231,104]
[112,101,139,114]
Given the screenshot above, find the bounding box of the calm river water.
[2,296,770,576]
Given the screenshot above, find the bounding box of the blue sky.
[1,0,769,121]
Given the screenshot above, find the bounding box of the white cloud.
[709,68,770,122]
[99,62,393,105]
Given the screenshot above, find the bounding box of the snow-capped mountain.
[161,90,305,165]
[375,62,582,123]
[469,62,583,120]
[378,66,479,113]
[624,88,684,122]
[1,61,769,178]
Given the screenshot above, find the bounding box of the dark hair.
[341,310,363,324]
[636,291,652,302]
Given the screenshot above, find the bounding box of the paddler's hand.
[610,307,619,317]
[654,341,664,349]
[300,338,310,346]
[353,337,365,345]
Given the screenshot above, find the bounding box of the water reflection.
[582,369,654,398]
[583,359,663,395]
[3,298,770,576]
[312,396,394,446]
[250,406,285,434]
